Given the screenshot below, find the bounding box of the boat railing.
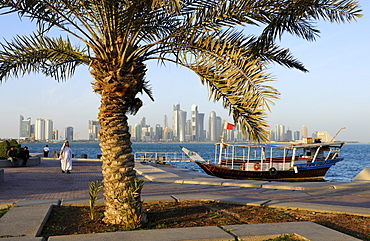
[134,152,192,163]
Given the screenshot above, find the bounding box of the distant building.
[19,115,31,140]
[35,118,45,141]
[301,125,308,138]
[134,123,142,141]
[44,119,53,141]
[53,130,59,141]
[88,120,100,141]
[65,126,74,141]
[286,129,292,141]
[178,110,187,142]
[191,105,199,141]
[197,113,205,141]
[315,131,333,142]
[208,111,217,142]
[294,131,300,141]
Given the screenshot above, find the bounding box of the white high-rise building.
[19,115,31,139]
[172,104,181,140]
[88,120,100,141]
[44,119,53,141]
[191,104,199,140]
[208,111,217,142]
[34,118,54,141]
[273,124,285,141]
[301,125,308,138]
[35,118,45,141]
[178,110,187,142]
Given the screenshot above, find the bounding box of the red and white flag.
[224,122,234,130]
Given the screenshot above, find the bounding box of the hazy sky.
[0,2,369,142]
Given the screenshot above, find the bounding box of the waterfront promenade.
[0,158,369,240]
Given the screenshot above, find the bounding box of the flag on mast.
[224,122,234,130]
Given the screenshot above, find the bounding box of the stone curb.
[0,200,59,238]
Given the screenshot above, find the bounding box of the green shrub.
[0,140,10,159]
[0,139,21,159]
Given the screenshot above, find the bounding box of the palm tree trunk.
[98,92,141,226]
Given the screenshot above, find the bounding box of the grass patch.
[0,205,13,218]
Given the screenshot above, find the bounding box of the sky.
[0,2,369,142]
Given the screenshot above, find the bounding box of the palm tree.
[0,0,361,227]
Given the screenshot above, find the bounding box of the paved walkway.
[1,159,370,209]
[0,158,369,240]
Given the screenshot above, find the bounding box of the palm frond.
[0,33,89,82]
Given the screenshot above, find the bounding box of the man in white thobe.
[59,141,72,174]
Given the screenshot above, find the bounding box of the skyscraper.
[172,103,181,140]
[134,123,142,141]
[294,131,300,141]
[191,104,199,140]
[34,118,54,141]
[164,115,168,128]
[178,110,187,142]
[286,129,292,141]
[65,126,74,140]
[53,129,59,141]
[19,115,31,140]
[301,125,308,138]
[88,120,100,141]
[44,119,53,141]
[197,113,205,141]
[208,111,217,142]
[35,118,45,141]
[216,116,222,141]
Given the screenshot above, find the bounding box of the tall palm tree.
[0,0,361,226]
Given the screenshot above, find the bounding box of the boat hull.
[196,159,342,181]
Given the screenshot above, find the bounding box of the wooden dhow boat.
[182,141,345,181]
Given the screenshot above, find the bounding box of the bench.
[0,154,42,168]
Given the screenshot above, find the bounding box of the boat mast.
[330,127,346,142]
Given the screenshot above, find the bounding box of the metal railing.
[134,152,192,163]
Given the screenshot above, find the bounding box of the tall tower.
[134,123,142,141]
[191,104,199,140]
[19,115,24,138]
[178,110,187,142]
[53,130,59,141]
[44,119,53,141]
[164,115,168,128]
[172,103,181,140]
[65,126,74,140]
[208,111,217,142]
[216,116,222,140]
[88,120,100,141]
[35,118,45,141]
[286,129,292,141]
[294,131,300,141]
[19,115,31,139]
[140,117,146,127]
[301,125,308,139]
[198,113,205,141]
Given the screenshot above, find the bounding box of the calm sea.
[22,142,370,182]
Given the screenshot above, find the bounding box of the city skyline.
[15,106,344,143]
[0,3,369,142]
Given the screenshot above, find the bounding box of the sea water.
[22,142,370,182]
